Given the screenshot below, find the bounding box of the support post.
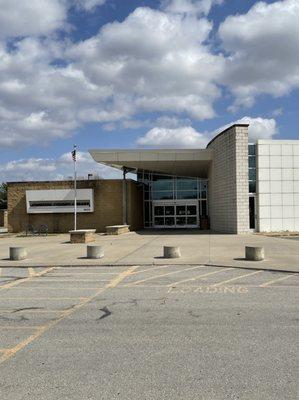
[72,145,77,231]
[122,167,127,225]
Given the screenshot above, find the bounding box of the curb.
[0,262,298,274]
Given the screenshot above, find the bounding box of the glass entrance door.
[153,201,198,228]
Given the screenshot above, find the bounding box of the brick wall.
[7,179,143,233]
[207,124,250,234]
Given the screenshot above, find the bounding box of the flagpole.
[73,145,77,231]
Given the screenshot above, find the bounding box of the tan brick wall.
[207,125,250,234]
[7,179,143,233]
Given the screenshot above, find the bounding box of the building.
[7,124,299,233]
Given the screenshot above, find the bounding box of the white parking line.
[167,267,233,287]
[259,274,296,288]
[211,270,262,287]
[125,265,206,286]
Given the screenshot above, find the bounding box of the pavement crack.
[12,307,44,313]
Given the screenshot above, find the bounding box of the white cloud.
[137,126,210,148]
[219,0,299,108]
[162,0,223,15]
[0,5,226,148]
[0,152,124,182]
[137,116,278,148]
[74,0,106,11]
[0,0,67,38]
[214,116,278,142]
[67,6,224,120]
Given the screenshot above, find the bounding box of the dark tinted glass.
[249,157,256,168]
[248,144,256,156]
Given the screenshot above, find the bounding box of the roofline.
[88,148,204,153]
[206,124,249,148]
[6,179,136,185]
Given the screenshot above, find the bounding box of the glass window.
[165,206,174,215]
[154,217,164,225]
[165,217,175,226]
[176,217,186,225]
[152,179,173,191]
[187,217,197,225]
[176,205,185,215]
[177,179,197,191]
[152,191,174,200]
[186,205,196,215]
[177,191,197,199]
[154,206,164,216]
[249,181,256,193]
[249,157,256,168]
[248,144,256,156]
[249,168,256,181]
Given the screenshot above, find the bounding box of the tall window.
[248,144,256,193]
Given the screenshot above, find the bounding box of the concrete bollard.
[245,246,265,261]
[163,246,181,259]
[87,245,104,259]
[10,247,27,261]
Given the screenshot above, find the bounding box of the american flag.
[71,145,77,162]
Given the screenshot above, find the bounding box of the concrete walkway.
[0,230,298,272]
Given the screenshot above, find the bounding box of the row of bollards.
[8,245,265,261]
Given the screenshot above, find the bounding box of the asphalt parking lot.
[0,265,298,400]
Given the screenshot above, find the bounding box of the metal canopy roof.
[89,149,213,178]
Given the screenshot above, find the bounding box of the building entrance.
[153,200,198,228]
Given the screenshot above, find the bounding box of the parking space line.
[28,268,36,277]
[0,297,89,300]
[211,270,262,287]
[0,267,57,291]
[8,286,103,290]
[131,265,172,275]
[19,279,111,283]
[125,265,206,286]
[0,326,42,330]
[0,265,137,365]
[168,267,233,287]
[0,309,63,313]
[259,274,296,288]
[51,272,118,275]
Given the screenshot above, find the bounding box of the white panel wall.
[26,189,94,213]
[257,140,299,232]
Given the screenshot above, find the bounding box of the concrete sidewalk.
[0,231,298,272]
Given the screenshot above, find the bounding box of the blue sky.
[0,0,298,181]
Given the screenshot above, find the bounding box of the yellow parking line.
[0,265,137,365]
[51,272,118,275]
[168,267,234,287]
[28,268,36,277]
[259,274,296,288]
[0,309,63,313]
[19,279,111,282]
[125,265,206,286]
[212,270,262,287]
[0,297,88,300]
[8,287,103,290]
[0,326,41,330]
[0,267,57,291]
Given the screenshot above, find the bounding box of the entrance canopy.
[89,149,213,178]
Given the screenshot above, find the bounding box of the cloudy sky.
[0,0,298,181]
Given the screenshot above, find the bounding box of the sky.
[0,0,298,181]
